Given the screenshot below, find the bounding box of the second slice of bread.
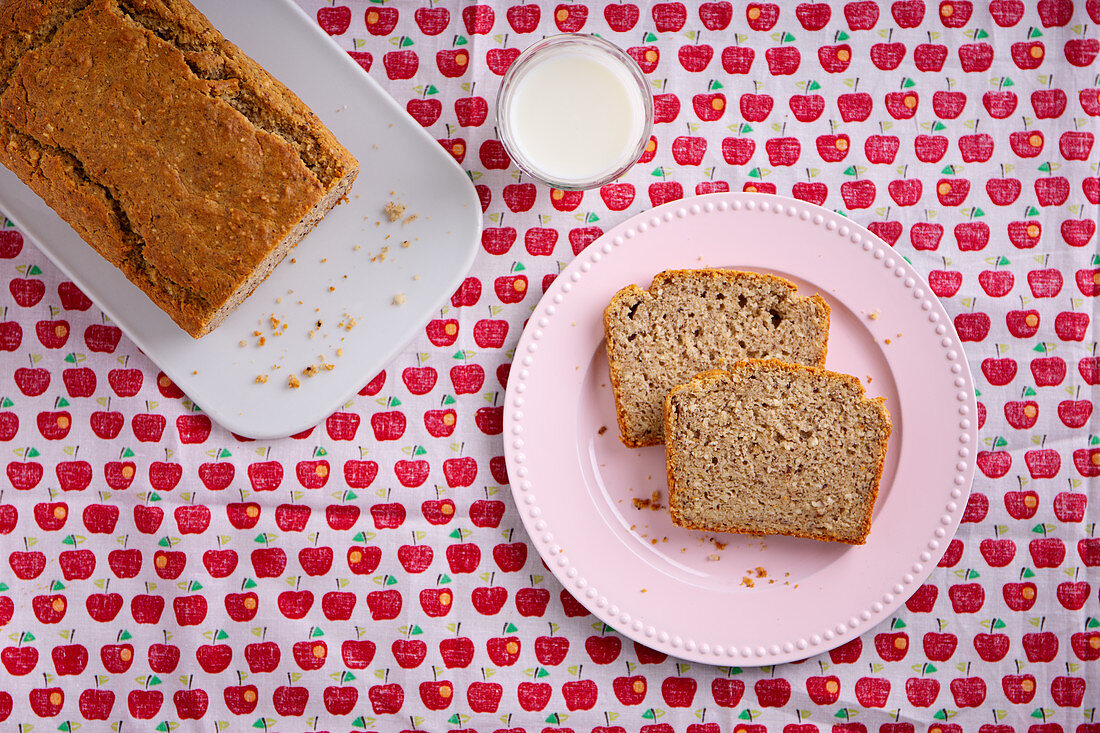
[604,269,830,446]
[664,360,891,544]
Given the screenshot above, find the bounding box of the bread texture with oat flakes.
[663,360,891,545]
[603,269,830,447]
[0,0,359,337]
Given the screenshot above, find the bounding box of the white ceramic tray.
[0,0,481,438]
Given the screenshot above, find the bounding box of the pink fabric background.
[0,0,1096,730]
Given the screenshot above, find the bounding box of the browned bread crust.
[0,0,358,336]
[604,269,830,447]
[663,360,891,545]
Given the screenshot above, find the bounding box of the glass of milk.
[496,34,653,190]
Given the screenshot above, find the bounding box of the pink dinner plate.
[503,193,978,665]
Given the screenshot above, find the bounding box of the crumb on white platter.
[385,201,406,222]
[287,374,300,389]
[393,293,406,306]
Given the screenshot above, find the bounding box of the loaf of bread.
[603,269,830,447]
[664,360,891,544]
[0,0,359,337]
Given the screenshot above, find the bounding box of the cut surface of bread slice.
[604,269,830,447]
[664,360,891,545]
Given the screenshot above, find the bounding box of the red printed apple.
[33,593,68,623]
[755,677,790,707]
[816,134,850,162]
[722,137,756,164]
[764,137,799,166]
[562,678,599,711]
[932,90,966,118]
[905,676,939,707]
[89,407,123,435]
[764,46,798,75]
[1,645,38,675]
[865,135,900,164]
[885,91,918,119]
[739,93,773,122]
[516,587,551,617]
[854,676,890,707]
[292,639,327,671]
[837,93,871,121]
[789,92,823,122]
[1032,89,1067,119]
[948,582,984,613]
[471,584,506,614]
[202,548,236,578]
[927,269,960,296]
[920,629,955,660]
[915,134,948,162]
[791,181,827,204]
[29,687,64,717]
[1011,40,1045,69]
[243,641,279,673]
[985,89,1016,117]
[959,42,993,71]
[720,46,754,74]
[8,276,46,310]
[913,43,948,70]
[914,221,946,250]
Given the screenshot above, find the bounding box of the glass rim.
[494,33,655,192]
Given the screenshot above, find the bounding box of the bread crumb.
[413,274,421,281]
[633,498,651,510]
[754,566,767,578]
[385,201,406,222]
[287,375,300,389]
[885,338,892,344]
[253,330,262,337]
[328,286,336,292]
[239,340,247,347]
[257,336,266,346]
[303,365,319,377]
[393,293,406,306]
[403,213,418,225]
[640,588,647,593]
[598,425,607,435]
[324,363,335,371]
[336,348,343,357]
[711,539,728,551]
[255,374,268,384]
[741,576,754,587]
[706,553,721,561]
[869,309,881,320]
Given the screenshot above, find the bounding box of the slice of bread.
[604,269,830,447]
[664,360,891,545]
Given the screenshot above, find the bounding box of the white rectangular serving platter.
[0,0,481,439]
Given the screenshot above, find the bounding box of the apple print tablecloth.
[0,0,1097,730]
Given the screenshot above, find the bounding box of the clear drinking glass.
[495,34,654,191]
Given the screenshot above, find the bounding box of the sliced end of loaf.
[604,269,831,447]
[664,360,891,545]
[196,166,358,337]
